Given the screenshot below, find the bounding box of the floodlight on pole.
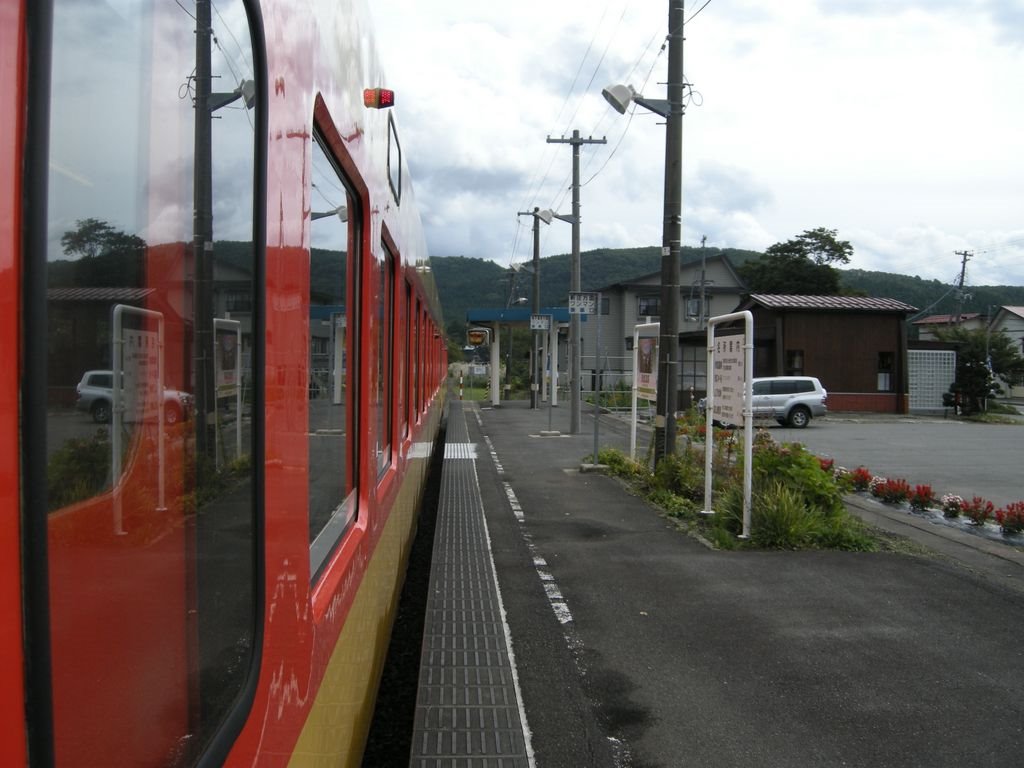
[601,83,671,119]
[311,205,349,222]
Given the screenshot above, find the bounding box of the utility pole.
[517,207,546,408]
[653,0,685,464]
[194,0,215,462]
[699,234,707,328]
[953,250,972,325]
[546,130,606,434]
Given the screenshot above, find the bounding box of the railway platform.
[410,398,1024,768]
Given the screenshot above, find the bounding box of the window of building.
[785,349,805,376]
[638,295,660,318]
[878,351,895,391]
[37,1,260,763]
[308,130,360,577]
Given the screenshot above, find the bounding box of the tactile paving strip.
[410,401,532,768]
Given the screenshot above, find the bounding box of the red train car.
[1,0,446,764]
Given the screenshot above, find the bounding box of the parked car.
[698,376,828,428]
[75,370,193,424]
[752,376,827,427]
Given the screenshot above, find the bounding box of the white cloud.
[369,0,1024,288]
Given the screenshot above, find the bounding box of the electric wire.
[175,0,197,21]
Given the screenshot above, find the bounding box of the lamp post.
[602,0,685,463]
[517,207,553,408]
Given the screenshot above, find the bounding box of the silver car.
[751,376,827,428]
[75,369,192,425]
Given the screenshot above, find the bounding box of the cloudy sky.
[368,0,1024,288]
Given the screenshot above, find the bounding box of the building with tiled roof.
[733,293,919,413]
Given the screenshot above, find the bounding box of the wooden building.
[735,294,917,413]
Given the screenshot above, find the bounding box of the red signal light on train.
[363,88,395,109]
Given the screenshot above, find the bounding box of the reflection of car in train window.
[74,369,193,424]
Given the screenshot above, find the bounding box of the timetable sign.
[568,292,598,315]
[712,333,746,426]
[530,314,552,330]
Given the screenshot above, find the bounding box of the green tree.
[934,326,1024,413]
[54,218,146,287]
[737,227,852,295]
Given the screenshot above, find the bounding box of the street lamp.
[536,208,581,428]
[517,207,553,408]
[602,0,685,463]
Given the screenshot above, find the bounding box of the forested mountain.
[432,247,1024,341]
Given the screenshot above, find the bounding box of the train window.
[37,0,261,765]
[309,132,360,575]
[387,113,401,203]
[375,244,395,476]
[401,281,412,439]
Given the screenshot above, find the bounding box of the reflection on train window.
[375,245,395,476]
[41,1,259,764]
[401,281,412,438]
[309,131,359,576]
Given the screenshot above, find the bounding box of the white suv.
[751,376,827,428]
[75,370,192,425]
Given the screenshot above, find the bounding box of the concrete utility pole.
[653,0,685,464]
[546,130,606,434]
[952,250,972,325]
[517,207,545,409]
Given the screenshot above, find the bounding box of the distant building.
[578,253,747,404]
[912,312,985,340]
[990,306,1024,397]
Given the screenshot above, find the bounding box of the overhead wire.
[510,3,621,269]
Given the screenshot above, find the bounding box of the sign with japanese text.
[712,333,745,425]
[568,291,598,315]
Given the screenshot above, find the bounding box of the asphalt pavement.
[466,399,1024,768]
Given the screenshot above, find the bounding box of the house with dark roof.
[734,294,918,413]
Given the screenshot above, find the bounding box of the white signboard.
[122,328,159,423]
[712,333,745,425]
[568,292,597,315]
[530,313,551,330]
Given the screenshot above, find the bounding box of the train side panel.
[0,0,28,762]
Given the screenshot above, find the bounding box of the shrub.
[653,449,704,501]
[873,477,910,504]
[995,501,1024,536]
[751,482,821,549]
[752,441,845,516]
[850,466,872,491]
[940,493,964,518]
[47,429,111,511]
[909,484,936,512]
[962,496,994,526]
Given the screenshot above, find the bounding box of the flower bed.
[838,464,1024,544]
